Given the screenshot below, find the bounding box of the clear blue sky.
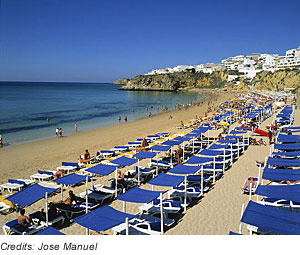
[0,0,299,82]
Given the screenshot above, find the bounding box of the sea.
[0,82,204,146]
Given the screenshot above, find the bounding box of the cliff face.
[113,78,130,85]
[119,72,230,91]
[117,69,300,91]
[251,70,300,91]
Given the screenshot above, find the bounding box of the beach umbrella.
[141,138,149,147]
[218,121,230,126]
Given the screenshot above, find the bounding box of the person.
[149,112,152,118]
[258,138,266,146]
[117,170,127,189]
[56,128,59,137]
[180,120,184,128]
[218,133,223,140]
[84,149,91,160]
[176,145,183,164]
[241,177,257,190]
[0,135,3,147]
[118,116,121,123]
[75,124,78,132]
[18,209,32,227]
[59,128,63,137]
[267,130,273,145]
[46,117,50,123]
[169,115,173,119]
[124,116,127,122]
[54,190,76,206]
[54,169,64,179]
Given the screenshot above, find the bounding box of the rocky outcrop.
[251,70,300,91]
[118,69,300,92]
[113,78,130,85]
[119,72,230,91]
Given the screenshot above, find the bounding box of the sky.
[0,0,299,82]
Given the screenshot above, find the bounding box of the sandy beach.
[0,90,236,234]
[1,90,293,236]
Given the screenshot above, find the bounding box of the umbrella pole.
[223,150,225,174]
[201,167,204,195]
[123,200,126,213]
[184,176,187,213]
[85,176,89,214]
[213,157,216,183]
[60,184,63,200]
[45,192,48,226]
[85,176,89,235]
[160,193,164,234]
[125,217,129,235]
[156,154,159,176]
[115,168,118,197]
[137,160,140,186]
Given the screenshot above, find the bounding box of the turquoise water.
[0,82,203,145]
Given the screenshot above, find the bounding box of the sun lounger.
[56,165,77,173]
[135,212,175,227]
[57,200,98,219]
[79,185,116,205]
[148,159,172,168]
[100,150,115,158]
[112,221,162,235]
[3,219,46,235]
[0,202,12,214]
[139,198,182,216]
[241,177,258,194]
[168,185,203,202]
[30,170,56,182]
[0,179,26,193]
[3,213,65,235]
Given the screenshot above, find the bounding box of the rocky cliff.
[119,72,230,91]
[116,69,300,91]
[113,78,130,85]
[251,70,300,91]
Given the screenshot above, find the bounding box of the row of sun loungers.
[237,104,300,235]
[1,93,275,235]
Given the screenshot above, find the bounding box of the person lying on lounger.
[18,209,32,227]
[54,190,76,208]
[241,177,257,190]
[279,180,300,185]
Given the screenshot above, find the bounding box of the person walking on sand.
[56,128,59,137]
[0,135,3,147]
[124,116,127,123]
[59,128,63,137]
[75,124,78,132]
[118,116,121,123]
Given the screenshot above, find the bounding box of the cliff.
[113,78,130,85]
[251,70,300,91]
[117,69,300,92]
[119,72,230,91]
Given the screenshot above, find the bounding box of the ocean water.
[0,82,203,146]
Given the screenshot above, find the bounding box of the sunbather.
[54,169,64,179]
[258,138,266,146]
[241,177,257,190]
[84,149,91,160]
[18,209,32,227]
[54,190,76,208]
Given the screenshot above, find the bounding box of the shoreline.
[0,90,233,234]
[1,89,205,148]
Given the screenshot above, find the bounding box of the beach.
[0,90,236,234]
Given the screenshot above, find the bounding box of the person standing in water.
[75,124,78,132]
